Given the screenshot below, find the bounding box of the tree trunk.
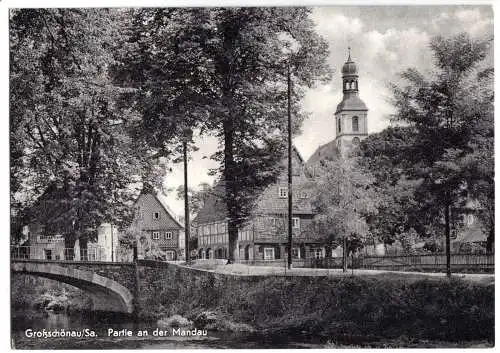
[486,225,494,254]
[64,235,77,261]
[224,115,239,264]
[227,219,238,264]
[342,237,347,273]
[80,237,89,261]
[444,199,451,277]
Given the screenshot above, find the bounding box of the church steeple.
[334,48,368,155]
[341,47,359,94]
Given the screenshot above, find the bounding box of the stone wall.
[135,260,265,319]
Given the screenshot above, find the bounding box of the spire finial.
[347,46,351,61]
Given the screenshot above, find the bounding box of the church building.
[307,48,369,165]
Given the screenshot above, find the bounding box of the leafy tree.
[455,67,494,253]
[117,8,331,263]
[310,157,378,271]
[359,127,441,247]
[10,9,165,254]
[175,182,213,220]
[390,33,493,275]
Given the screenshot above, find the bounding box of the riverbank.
[11,274,93,312]
[11,265,494,348]
[11,308,492,349]
[138,263,494,346]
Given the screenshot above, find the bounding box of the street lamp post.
[182,126,193,265]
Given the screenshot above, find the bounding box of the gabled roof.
[193,145,314,225]
[306,140,341,166]
[192,182,227,225]
[153,193,185,229]
[135,191,185,229]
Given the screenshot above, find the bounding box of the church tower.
[334,48,368,155]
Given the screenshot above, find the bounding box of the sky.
[163,4,494,217]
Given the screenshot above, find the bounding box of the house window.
[352,116,359,132]
[467,214,475,226]
[211,223,217,234]
[300,191,308,199]
[165,251,175,261]
[264,247,275,260]
[292,248,301,259]
[292,217,300,229]
[338,118,341,133]
[152,231,160,240]
[312,248,324,259]
[279,187,288,198]
[165,232,173,240]
[153,212,160,220]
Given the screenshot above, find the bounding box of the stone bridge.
[11,260,137,314]
[11,259,267,317]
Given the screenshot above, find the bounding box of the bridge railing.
[10,245,118,262]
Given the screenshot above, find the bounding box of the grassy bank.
[140,266,494,345]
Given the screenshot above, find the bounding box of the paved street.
[187,262,494,285]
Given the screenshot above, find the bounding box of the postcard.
[10,5,494,349]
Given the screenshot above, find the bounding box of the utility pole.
[182,127,193,265]
[287,58,293,270]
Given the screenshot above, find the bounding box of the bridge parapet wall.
[135,260,266,319]
[12,260,137,292]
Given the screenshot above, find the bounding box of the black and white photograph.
[9,3,494,349]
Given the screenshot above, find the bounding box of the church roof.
[335,94,368,114]
[306,140,341,166]
[342,58,358,76]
